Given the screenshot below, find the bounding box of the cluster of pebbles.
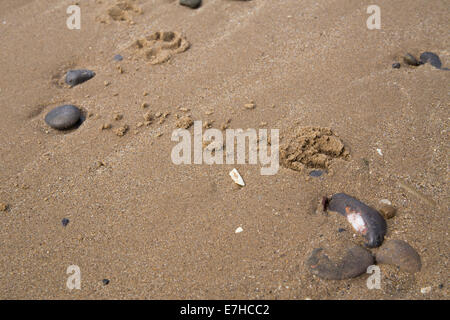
[44,70,95,130]
[306,193,422,280]
[393,52,449,70]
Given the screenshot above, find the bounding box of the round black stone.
[392,62,401,69]
[61,218,70,227]
[102,279,110,285]
[45,105,81,130]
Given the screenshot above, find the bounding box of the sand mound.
[280,126,348,171]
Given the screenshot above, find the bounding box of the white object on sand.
[235,227,243,234]
[420,287,431,294]
[376,148,383,156]
[347,212,368,234]
[229,168,245,186]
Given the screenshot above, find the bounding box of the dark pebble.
[403,53,421,66]
[113,54,123,62]
[306,246,374,280]
[61,218,70,227]
[102,279,110,285]
[439,284,444,289]
[180,0,202,9]
[420,52,449,70]
[375,240,421,273]
[326,193,387,248]
[45,105,81,130]
[65,69,96,87]
[338,228,346,233]
[309,170,323,177]
[392,62,401,69]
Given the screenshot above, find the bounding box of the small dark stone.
[403,53,421,66]
[309,170,323,177]
[102,279,110,285]
[439,284,444,289]
[180,0,202,9]
[375,240,421,273]
[326,193,387,248]
[338,228,346,233]
[392,62,401,69]
[306,246,374,280]
[61,218,70,227]
[45,105,81,130]
[113,54,123,62]
[65,69,96,87]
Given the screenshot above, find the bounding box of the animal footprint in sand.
[280,126,349,171]
[97,0,142,24]
[131,31,190,65]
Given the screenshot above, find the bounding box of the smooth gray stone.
[307,246,374,280]
[327,193,387,248]
[45,105,81,130]
[65,69,95,87]
[180,0,201,9]
[376,240,422,273]
[420,52,449,70]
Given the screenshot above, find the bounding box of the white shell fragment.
[346,212,368,234]
[235,227,244,233]
[376,148,383,156]
[229,168,245,186]
[380,199,392,205]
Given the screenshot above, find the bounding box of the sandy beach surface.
[0,0,448,299]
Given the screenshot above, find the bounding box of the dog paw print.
[97,0,142,24]
[131,31,190,65]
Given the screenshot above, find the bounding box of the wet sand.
[0,0,448,299]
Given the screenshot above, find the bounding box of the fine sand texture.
[0,0,448,299]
